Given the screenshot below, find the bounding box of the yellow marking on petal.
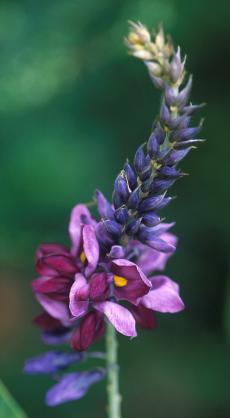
[114,275,128,288]
[80,251,86,264]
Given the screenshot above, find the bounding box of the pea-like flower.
[32,202,184,350]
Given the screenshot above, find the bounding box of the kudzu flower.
[25,22,204,408]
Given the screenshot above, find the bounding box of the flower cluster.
[24,23,203,407]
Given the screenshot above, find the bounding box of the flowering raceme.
[25,22,204,411]
[32,202,184,350]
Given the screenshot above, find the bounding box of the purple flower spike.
[46,369,106,406]
[24,351,83,374]
[141,275,185,313]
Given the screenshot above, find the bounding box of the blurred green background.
[0,0,229,417]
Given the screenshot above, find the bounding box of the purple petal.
[71,311,105,351]
[83,225,99,277]
[108,245,125,259]
[24,351,83,374]
[129,304,157,329]
[89,273,109,301]
[69,274,89,318]
[46,369,106,406]
[36,293,70,324]
[95,189,114,219]
[32,276,72,294]
[145,237,176,253]
[141,275,185,313]
[69,204,93,256]
[94,301,137,337]
[111,259,151,304]
[135,233,177,275]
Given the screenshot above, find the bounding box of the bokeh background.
[0,0,229,417]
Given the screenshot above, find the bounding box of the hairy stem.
[106,323,122,418]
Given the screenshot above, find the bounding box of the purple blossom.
[46,369,106,406]
[24,351,83,374]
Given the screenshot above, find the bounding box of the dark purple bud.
[126,218,142,235]
[158,148,172,162]
[147,133,159,158]
[114,206,129,224]
[114,175,130,203]
[138,223,175,242]
[139,193,166,212]
[139,162,152,182]
[134,145,146,174]
[159,166,181,178]
[184,103,206,115]
[141,178,152,193]
[176,76,192,107]
[108,245,126,259]
[173,126,202,142]
[103,220,122,237]
[178,115,191,129]
[127,187,140,209]
[71,311,105,352]
[112,190,123,209]
[170,47,185,83]
[142,212,161,227]
[155,196,173,210]
[150,178,176,193]
[123,162,137,190]
[24,351,83,374]
[95,222,115,249]
[95,190,114,219]
[154,122,166,145]
[160,102,171,125]
[165,147,194,165]
[46,368,106,406]
[143,236,176,253]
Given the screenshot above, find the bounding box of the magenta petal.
[136,233,177,275]
[129,304,157,329]
[69,204,93,256]
[83,225,99,277]
[69,274,89,319]
[141,275,185,313]
[111,259,151,304]
[94,301,137,337]
[36,293,70,323]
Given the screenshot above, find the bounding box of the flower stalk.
[106,323,122,418]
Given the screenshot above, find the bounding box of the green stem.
[106,322,122,418]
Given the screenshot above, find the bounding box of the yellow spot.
[114,275,128,288]
[80,251,86,264]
